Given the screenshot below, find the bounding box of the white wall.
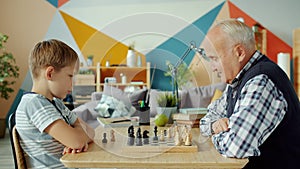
[231,0,300,46]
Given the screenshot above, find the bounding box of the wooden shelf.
[74,83,97,86]
[293,28,300,97]
[96,62,150,92]
[99,83,147,86]
[72,62,151,104]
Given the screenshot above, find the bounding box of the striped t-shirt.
[16,93,77,169]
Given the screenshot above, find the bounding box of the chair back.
[8,112,27,169]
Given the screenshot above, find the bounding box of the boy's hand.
[62,142,89,155]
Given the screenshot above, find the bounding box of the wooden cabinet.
[96,62,150,92]
[293,28,300,98]
[254,30,267,55]
[73,74,96,104]
[73,62,151,104]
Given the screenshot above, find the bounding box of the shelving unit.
[293,28,300,99]
[73,73,96,105]
[73,62,151,104]
[96,62,150,92]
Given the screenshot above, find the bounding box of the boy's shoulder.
[22,92,44,100]
[19,93,50,108]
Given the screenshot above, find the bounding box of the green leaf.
[0,33,19,100]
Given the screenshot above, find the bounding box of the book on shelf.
[179,107,207,114]
[130,81,144,85]
[97,117,138,128]
[173,113,205,121]
[175,119,200,128]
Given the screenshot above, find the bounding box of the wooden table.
[61,125,248,168]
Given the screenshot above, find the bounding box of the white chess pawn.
[110,130,115,142]
[184,133,191,146]
[174,130,181,146]
[166,128,171,139]
[160,130,165,141]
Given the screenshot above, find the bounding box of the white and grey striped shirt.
[16,93,77,169]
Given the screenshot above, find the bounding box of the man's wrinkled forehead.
[201,27,225,53]
[201,36,217,55]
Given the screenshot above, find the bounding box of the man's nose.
[210,63,218,72]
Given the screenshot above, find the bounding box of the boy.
[16,39,94,168]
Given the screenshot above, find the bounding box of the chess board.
[122,138,198,153]
[97,124,198,153]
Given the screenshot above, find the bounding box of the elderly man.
[200,19,300,169]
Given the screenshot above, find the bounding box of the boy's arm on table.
[77,118,95,143]
[45,118,94,152]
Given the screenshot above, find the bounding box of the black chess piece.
[102,133,107,143]
[136,127,142,146]
[128,125,135,138]
[153,126,158,142]
[143,130,149,145]
[136,127,142,138]
[127,125,135,146]
[143,130,149,138]
[127,137,134,146]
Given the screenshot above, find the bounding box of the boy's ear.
[45,66,55,80]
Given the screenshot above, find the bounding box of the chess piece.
[184,133,192,146]
[136,127,142,146]
[110,130,115,142]
[127,125,135,146]
[136,127,142,138]
[160,130,165,141]
[128,125,135,138]
[102,133,108,144]
[166,128,172,141]
[153,126,158,142]
[154,126,158,136]
[143,130,149,144]
[127,137,134,146]
[174,126,181,146]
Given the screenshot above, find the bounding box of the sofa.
[72,83,226,128]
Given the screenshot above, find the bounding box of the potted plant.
[0,33,19,138]
[156,92,178,124]
[164,60,194,90]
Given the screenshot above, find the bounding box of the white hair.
[215,19,256,52]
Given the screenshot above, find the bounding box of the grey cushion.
[72,101,99,128]
[74,83,226,127]
[94,94,136,118]
[91,92,103,101]
[149,83,226,116]
[102,84,148,112]
[73,85,148,127]
[181,83,226,108]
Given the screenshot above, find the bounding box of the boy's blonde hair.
[29,39,78,79]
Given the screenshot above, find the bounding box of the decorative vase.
[137,55,142,67]
[126,50,136,67]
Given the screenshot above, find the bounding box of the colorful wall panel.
[1,0,298,119]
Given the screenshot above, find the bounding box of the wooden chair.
[8,112,27,169]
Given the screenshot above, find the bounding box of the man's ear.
[234,44,246,62]
[45,66,55,80]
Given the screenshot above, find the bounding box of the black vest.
[226,55,300,169]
